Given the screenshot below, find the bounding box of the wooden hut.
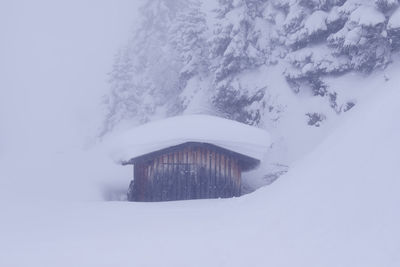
[110,115,270,202]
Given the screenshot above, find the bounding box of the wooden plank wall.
[128,144,242,202]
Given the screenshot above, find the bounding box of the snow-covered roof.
[108,115,271,163]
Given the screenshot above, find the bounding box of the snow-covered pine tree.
[282,0,394,113]
[104,0,400,134]
[103,0,208,133]
[375,0,399,12]
[102,0,400,190]
[166,1,210,115]
[210,0,269,125]
[388,7,400,50]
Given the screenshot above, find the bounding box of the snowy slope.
[1,1,399,266]
[1,62,399,267]
[103,0,400,190]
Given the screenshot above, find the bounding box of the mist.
[0,0,143,201]
[0,2,399,266]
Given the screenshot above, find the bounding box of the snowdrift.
[1,78,399,266]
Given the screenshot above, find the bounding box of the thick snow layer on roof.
[108,115,271,163]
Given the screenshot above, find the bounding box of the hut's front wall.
[128,144,241,201]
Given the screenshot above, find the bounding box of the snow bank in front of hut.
[107,115,271,163]
[1,81,400,267]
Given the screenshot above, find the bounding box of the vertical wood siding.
[128,143,243,202]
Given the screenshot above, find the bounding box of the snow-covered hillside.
[103,0,400,189]
[1,55,399,267]
[1,1,399,266]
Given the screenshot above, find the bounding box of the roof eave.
[121,141,262,172]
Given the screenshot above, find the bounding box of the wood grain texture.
[127,142,253,202]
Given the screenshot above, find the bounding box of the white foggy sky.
[0,1,144,201]
[0,0,142,156]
